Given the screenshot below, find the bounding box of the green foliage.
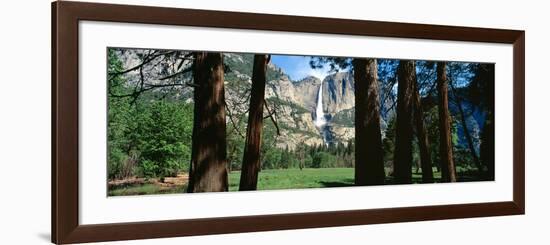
[309,56,353,72]
[331,108,355,127]
[108,147,128,179]
[311,152,337,168]
[107,49,137,179]
[109,183,187,196]
[383,104,463,173]
[256,126,354,170]
[111,165,485,196]
[266,97,309,115]
[107,49,193,180]
[414,106,461,172]
[279,146,298,169]
[262,147,282,169]
[227,132,245,171]
[134,101,193,178]
[383,113,396,168]
[224,66,250,171]
[139,160,159,178]
[453,146,476,170]
[228,168,355,191]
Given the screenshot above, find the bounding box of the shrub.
[135,101,193,178]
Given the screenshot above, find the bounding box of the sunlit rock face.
[269,72,356,147]
[119,51,358,149]
[321,72,356,116]
[243,65,357,148]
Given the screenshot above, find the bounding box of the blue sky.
[271,55,332,81]
[270,55,476,88]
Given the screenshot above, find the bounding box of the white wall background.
[0,0,546,244]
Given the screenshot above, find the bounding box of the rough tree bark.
[353,58,385,185]
[394,60,416,184]
[478,64,495,180]
[412,78,434,183]
[437,62,457,182]
[187,52,228,193]
[480,111,494,180]
[239,54,269,191]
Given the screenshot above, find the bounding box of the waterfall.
[314,83,326,127]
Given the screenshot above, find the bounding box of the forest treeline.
[107,48,495,192]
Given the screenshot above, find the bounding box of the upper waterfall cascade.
[314,84,326,127]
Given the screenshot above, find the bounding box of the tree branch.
[158,66,193,81]
[225,101,246,139]
[263,99,281,136]
[108,50,176,78]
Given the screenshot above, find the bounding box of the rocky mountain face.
[260,72,356,149]
[275,73,355,116]
[289,76,321,110]
[322,72,355,115]
[114,49,357,150]
[115,49,481,152]
[223,53,358,149]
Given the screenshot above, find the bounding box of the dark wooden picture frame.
[52,1,525,244]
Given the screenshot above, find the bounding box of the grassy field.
[108,168,356,196]
[108,183,187,196]
[109,167,482,196]
[228,168,355,191]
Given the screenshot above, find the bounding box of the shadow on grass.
[319,178,355,188]
[385,170,492,185]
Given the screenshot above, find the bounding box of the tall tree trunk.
[394,60,416,184]
[437,62,457,182]
[187,52,228,193]
[449,82,482,174]
[480,111,494,180]
[412,79,434,183]
[239,54,269,191]
[477,64,495,180]
[353,58,385,185]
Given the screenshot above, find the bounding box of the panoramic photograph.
[106,47,495,196]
